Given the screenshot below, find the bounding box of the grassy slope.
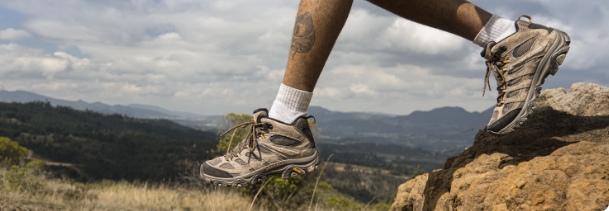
[0,177,253,211]
[0,165,391,211]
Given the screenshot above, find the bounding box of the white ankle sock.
[269,83,313,124]
[473,14,515,47]
[495,25,517,42]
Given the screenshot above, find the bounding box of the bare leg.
[282,0,353,92]
[367,0,492,41]
[283,0,494,91]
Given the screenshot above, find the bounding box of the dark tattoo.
[291,12,315,55]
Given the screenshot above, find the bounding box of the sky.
[0,0,607,116]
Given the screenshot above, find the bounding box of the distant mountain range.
[308,106,493,151]
[0,89,225,131]
[0,89,493,151]
[0,90,203,119]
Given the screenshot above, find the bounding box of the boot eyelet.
[265,123,273,129]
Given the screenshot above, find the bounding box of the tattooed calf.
[291,12,315,54]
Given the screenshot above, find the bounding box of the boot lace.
[219,119,271,161]
[483,46,511,107]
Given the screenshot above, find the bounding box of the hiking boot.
[200,108,319,186]
[482,15,570,134]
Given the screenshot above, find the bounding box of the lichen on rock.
[391,83,609,211]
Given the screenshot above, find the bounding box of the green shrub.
[263,176,304,200]
[0,136,27,166]
[3,160,46,193]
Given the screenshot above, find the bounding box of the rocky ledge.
[391,83,609,211]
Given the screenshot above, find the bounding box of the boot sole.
[491,30,571,135]
[200,152,320,187]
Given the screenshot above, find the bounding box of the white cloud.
[0,0,606,115]
[0,28,32,40]
[380,19,464,55]
[0,44,76,79]
[155,32,183,41]
[349,83,378,96]
[312,63,495,113]
[314,87,342,98]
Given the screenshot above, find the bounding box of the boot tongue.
[252,108,268,123]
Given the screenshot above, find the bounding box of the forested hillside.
[0,101,217,181]
[319,141,454,173]
[316,141,455,203]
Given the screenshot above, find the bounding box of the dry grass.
[87,182,252,210]
[1,176,256,211]
[0,162,388,211]
[0,174,375,211]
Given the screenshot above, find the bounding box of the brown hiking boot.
[200,108,319,186]
[482,15,570,134]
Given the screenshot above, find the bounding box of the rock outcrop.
[391,83,609,211]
